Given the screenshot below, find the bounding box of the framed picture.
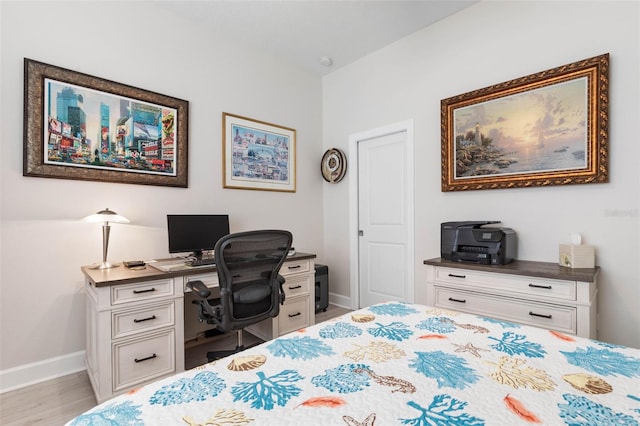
[441,53,609,192]
[24,58,189,187]
[223,112,296,192]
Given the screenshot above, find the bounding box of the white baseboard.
[328,292,352,310]
[0,351,86,394]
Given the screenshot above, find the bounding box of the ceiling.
[156,1,478,76]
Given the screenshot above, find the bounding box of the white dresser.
[83,253,316,403]
[424,258,599,338]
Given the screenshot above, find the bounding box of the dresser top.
[423,257,599,282]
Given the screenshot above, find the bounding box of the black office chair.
[187,230,292,361]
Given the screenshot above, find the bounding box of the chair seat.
[234,283,272,304]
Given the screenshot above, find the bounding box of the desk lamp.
[83,208,129,269]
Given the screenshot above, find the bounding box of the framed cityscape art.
[23,58,189,187]
[440,53,609,192]
[222,112,296,192]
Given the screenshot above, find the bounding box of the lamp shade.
[83,208,130,224]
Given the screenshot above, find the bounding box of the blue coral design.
[319,321,363,338]
[268,335,335,359]
[369,303,419,316]
[311,363,371,393]
[68,400,143,425]
[561,347,640,377]
[400,395,484,425]
[409,351,479,389]
[231,370,303,410]
[149,371,226,406]
[558,393,639,425]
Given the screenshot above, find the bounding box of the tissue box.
[559,244,595,268]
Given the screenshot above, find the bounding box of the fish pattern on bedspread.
[67,302,640,425]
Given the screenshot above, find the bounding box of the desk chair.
[187,230,292,361]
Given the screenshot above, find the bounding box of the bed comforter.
[67,302,640,425]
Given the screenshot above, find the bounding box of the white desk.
[82,253,316,403]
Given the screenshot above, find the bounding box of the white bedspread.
[67,302,640,425]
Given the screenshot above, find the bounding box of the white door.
[349,121,414,309]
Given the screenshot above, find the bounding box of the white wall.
[0,1,323,386]
[323,0,640,348]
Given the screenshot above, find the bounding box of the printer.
[441,221,516,265]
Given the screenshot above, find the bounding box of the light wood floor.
[0,304,352,426]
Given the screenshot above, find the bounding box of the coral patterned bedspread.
[67,302,640,425]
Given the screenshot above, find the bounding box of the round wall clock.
[321,148,347,183]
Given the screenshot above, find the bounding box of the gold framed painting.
[24,58,189,187]
[441,53,609,192]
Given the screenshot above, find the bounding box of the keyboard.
[187,257,216,267]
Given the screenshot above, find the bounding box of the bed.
[67,302,640,425]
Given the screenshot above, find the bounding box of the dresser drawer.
[434,287,577,334]
[283,274,311,298]
[113,330,176,392]
[434,267,577,301]
[111,279,175,306]
[278,297,310,335]
[112,302,175,339]
[281,259,311,276]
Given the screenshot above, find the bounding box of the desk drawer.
[111,279,175,306]
[434,267,576,301]
[434,287,576,334]
[283,274,311,298]
[278,297,310,335]
[184,273,218,292]
[112,302,175,339]
[113,330,175,392]
[281,259,311,276]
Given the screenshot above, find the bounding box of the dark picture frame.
[222,112,296,192]
[24,58,189,187]
[441,53,609,192]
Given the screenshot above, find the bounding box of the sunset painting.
[453,77,588,179]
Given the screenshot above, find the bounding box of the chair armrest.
[277,274,286,304]
[186,280,211,299]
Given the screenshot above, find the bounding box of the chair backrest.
[214,230,292,331]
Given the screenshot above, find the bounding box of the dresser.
[423,258,599,338]
[83,253,316,403]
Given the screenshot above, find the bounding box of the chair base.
[205,329,263,362]
[206,340,262,362]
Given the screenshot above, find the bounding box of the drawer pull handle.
[133,288,156,294]
[448,297,466,303]
[448,274,466,279]
[288,285,302,290]
[134,353,157,363]
[288,312,302,318]
[133,315,157,323]
[288,265,302,270]
[529,311,553,319]
[528,283,552,289]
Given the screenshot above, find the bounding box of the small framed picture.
[223,112,296,192]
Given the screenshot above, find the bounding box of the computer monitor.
[167,214,230,259]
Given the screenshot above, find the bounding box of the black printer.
[441,221,516,265]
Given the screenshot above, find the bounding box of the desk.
[82,253,316,403]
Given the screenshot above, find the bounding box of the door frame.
[348,120,415,310]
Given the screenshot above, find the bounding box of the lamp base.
[88,261,121,270]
